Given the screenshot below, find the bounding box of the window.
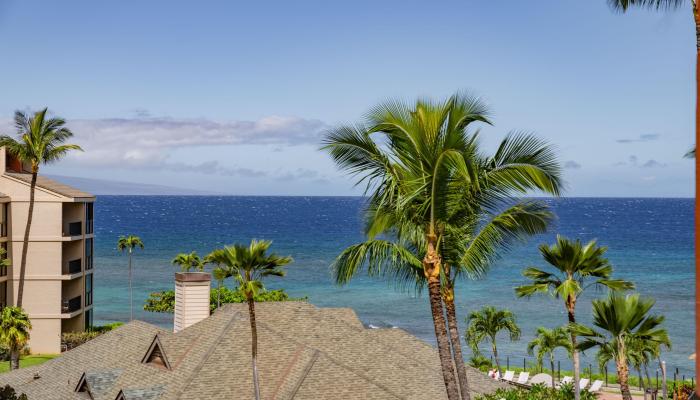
[85,202,94,234]
[0,281,6,310]
[0,242,7,277]
[84,309,93,331]
[0,203,7,237]
[85,274,93,307]
[85,238,93,270]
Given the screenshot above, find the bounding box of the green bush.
[0,385,28,400]
[62,322,124,350]
[143,287,304,313]
[476,383,597,400]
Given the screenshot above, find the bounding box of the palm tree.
[205,240,292,400]
[527,326,573,388]
[171,251,204,272]
[574,293,670,400]
[117,235,144,321]
[465,306,521,377]
[211,267,229,310]
[515,235,633,400]
[323,93,561,400]
[0,306,31,370]
[606,0,698,390]
[0,109,82,307]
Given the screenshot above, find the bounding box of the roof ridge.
[286,350,320,400]
[171,311,243,399]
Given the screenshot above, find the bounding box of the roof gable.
[141,335,172,370]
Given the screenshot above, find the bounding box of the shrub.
[0,385,27,400]
[143,287,303,313]
[61,322,124,350]
[476,383,597,400]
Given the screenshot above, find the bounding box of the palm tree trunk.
[10,349,19,370]
[659,357,667,400]
[248,296,261,400]
[16,172,37,308]
[443,284,471,400]
[128,249,133,321]
[617,359,633,400]
[567,298,581,400]
[492,342,501,378]
[550,354,556,389]
[217,281,221,309]
[424,236,460,400]
[695,2,700,396]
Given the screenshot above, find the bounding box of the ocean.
[92,196,695,375]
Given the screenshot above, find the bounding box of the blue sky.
[0,0,694,196]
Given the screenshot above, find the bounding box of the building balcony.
[61,295,82,315]
[63,221,82,237]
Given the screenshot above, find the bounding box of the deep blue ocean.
[91,196,695,375]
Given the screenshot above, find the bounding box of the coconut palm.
[171,251,204,272]
[527,326,573,388]
[465,306,521,376]
[117,235,144,321]
[574,293,669,400]
[323,93,561,400]
[0,306,31,370]
[515,235,633,400]
[0,109,82,307]
[205,239,292,400]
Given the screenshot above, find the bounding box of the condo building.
[0,147,95,354]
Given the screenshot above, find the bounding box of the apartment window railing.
[85,203,94,235]
[0,264,7,277]
[62,295,82,313]
[66,222,82,236]
[85,238,93,270]
[66,259,81,275]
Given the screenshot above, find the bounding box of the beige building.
[0,147,95,354]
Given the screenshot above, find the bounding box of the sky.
[0,0,695,196]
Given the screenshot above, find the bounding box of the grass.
[0,354,58,373]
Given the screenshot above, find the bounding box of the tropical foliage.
[465,306,521,376]
[0,307,31,371]
[61,322,124,350]
[527,326,572,388]
[515,235,633,399]
[573,293,670,400]
[0,108,82,308]
[0,385,28,400]
[117,235,145,321]
[143,287,299,313]
[172,251,204,272]
[204,239,292,400]
[324,93,561,400]
[475,383,596,400]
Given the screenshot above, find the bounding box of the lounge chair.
[578,378,590,391]
[516,371,530,385]
[529,373,554,388]
[587,380,604,393]
[558,376,573,387]
[501,370,515,382]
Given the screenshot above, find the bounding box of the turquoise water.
[92,196,695,375]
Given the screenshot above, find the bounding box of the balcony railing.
[62,295,81,313]
[65,222,82,236]
[65,259,81,275]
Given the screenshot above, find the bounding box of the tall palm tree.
[465,306,521,377]
[323,93,561,400]
[527,326,573,388]
[0,306,31,370]
[515,236,633,400]
[117,235,144,321]
[171,251,204,272]
[606,1,698,390]
[0,109,82,307]
[574,293,670,400]
[205,239,292,400]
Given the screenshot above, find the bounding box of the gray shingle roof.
[4,173,93,199]
[0,302,508,399]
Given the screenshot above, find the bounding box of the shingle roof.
[0,302,508,399]
[4,173,93,199]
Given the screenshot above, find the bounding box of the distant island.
[45,174,223,196]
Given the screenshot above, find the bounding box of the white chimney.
[174,272,211,333]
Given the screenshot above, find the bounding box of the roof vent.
[142,335,172,370]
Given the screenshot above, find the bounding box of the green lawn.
[0,354,58,373]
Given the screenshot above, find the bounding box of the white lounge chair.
[516,371,530,385]
[559,376,573,386]
[501,370,515,382]
[578,378,590,391]
[529,373,554,388]
[587,380,604,393]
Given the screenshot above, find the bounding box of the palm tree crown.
[607,0,685,12]
[117,235,144,253]
[0,108,83,173]
[527,326,572,387]
[0,306,32,370]
[172,251,204,272]
[465,306,520,375]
